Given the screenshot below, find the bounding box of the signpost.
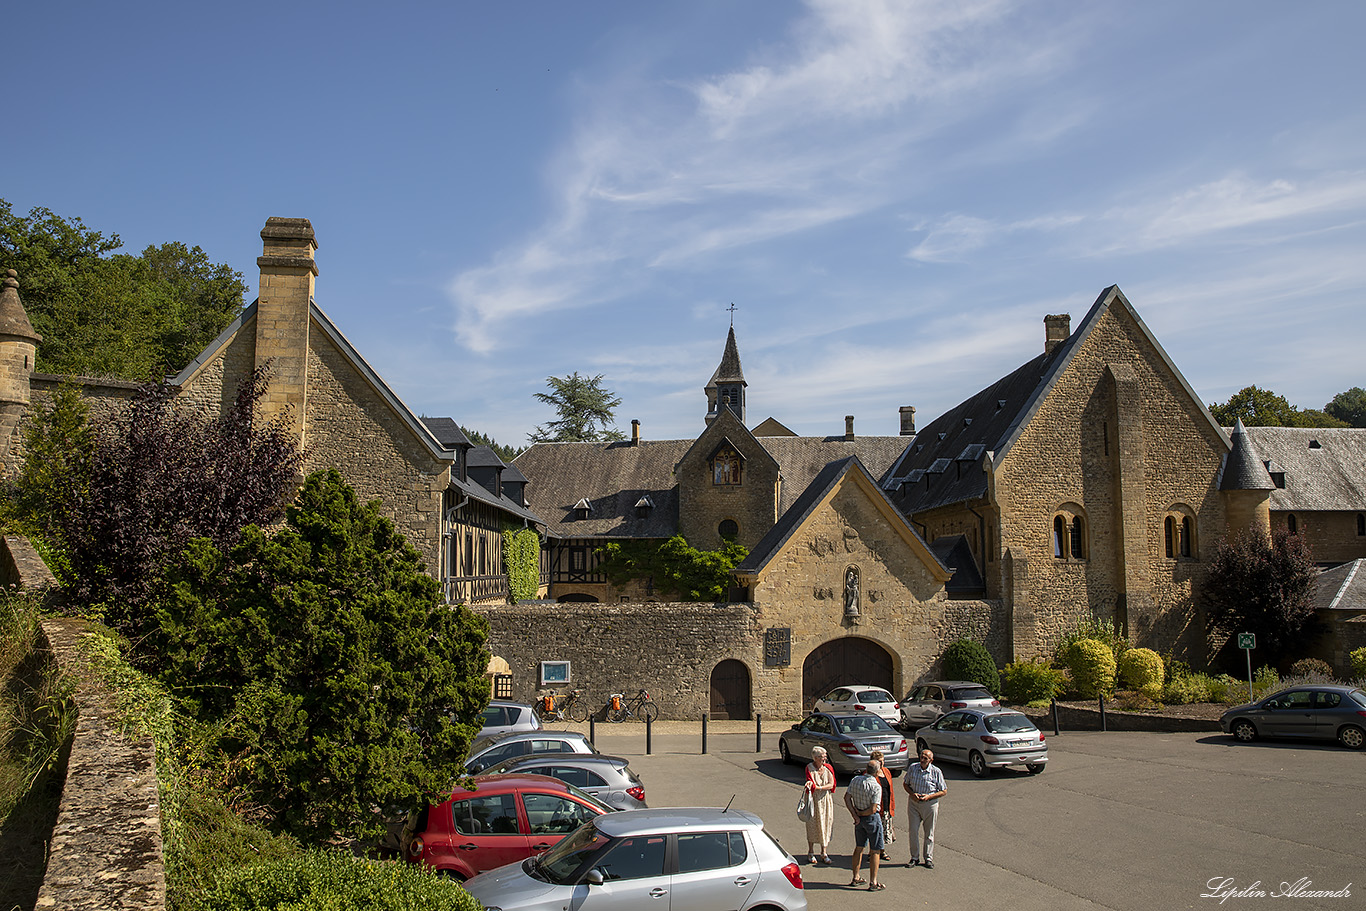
[1238,632,1256,700]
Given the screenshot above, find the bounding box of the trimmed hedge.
[199,850,480,911]
[1117,648,1164,699]
[1062,638,1116,699]
[940,639,1000,695]
[1000,660,1065,705]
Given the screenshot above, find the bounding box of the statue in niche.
[844,566,860,618]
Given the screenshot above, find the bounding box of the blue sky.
[7,1,1365,446]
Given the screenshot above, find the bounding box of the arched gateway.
[801,637,895,709]
[709,659,752,720]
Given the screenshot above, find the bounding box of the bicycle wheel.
[532,702,553,723]
[568,702,589,723]
[640,701,659,723]
[607,707,627,723]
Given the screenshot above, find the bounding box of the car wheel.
[437,870,467,882]
[915,738,928,755]
[1231,720,1257,743]
[1338,725,1365,750]
[780,740,796,764]
[889,768,902,777]
[1026,763,1044,775]
[969,750,989,778]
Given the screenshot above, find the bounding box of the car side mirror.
[791,723,800,730]
[585,868,605,886]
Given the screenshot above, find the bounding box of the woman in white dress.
[803,746,837,863]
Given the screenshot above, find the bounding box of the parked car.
[481,754,648,810]
[812,685,901,725]
[406,774,614,881]
[480,701,543,738]
[778,710,910,775]
[914,708,1047,777]
[466,730,599,774]
[899,680,999,728]
[1219,685,1366,749]
[462,807,806,911]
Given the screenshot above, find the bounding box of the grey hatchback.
[479,701,543,739]
[482,754,648,810]
[1219,684,1366,749]
[466,730,599,774]
[899,680,999,728]
[915,708,1047,777]
[778,711,910,775]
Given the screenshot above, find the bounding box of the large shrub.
[1056,616,1129,664]
[199,850,479,911]
[1351,647,1366,680]
[940,639,1000,695]
[1117,648,1165,699]
[1204,528,1318,665]
[999,659,1065,705]
[1062,638,1116,699]
[153,470,491,841]
[1287,658,1333,680]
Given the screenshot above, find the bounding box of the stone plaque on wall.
[764,627,791,667]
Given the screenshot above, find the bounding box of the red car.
[406,774,614,881]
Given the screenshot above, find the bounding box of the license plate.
[1011,740,1033,747]
[868,743,891,751]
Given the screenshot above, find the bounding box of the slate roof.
[1314,558,1366,615]
[468,445,509,468]
[708,326,746,386]
[421,417,471,449]
[1239,427,1366,511]
[0,270,41,341]
[928,535,986,595]
[1220,419,1275,492]
[762,436,908,516]
[450,473,544,527]
[881,285,1229,515]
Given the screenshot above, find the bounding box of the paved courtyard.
[571,720,1363,911]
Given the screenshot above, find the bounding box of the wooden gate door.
[801,638,894,710]
[710,659,752,720]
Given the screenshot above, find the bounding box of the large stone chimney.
[899,405,916,436]
[255,218,317,445]
[631,419,641,446]
[1044,314,1071,355]
[845,415,855,441]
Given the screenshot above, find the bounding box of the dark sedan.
[1219,684,1366,749]
[778,710,910,775]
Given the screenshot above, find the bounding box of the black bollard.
[702,713,709,754]
[645,713,652,755]
[1099,695,1107,732]
[589,716,595,746]
[1051,698,1060,736]
[755,713,763,753]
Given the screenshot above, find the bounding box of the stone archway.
[801,637,895,710]
[556,592,599,603]
[709,659,752,720]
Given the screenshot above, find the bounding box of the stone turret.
[254,218,316,446]
[0,269,42,470]
[1219,418,1274,540]
[705,326,746,425]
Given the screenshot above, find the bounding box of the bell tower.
[705,326,747,425]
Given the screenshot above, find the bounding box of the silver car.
[915,709,1047,777]
[1219,685,1366,749]
[778,711,910,775]
[899,680,999,728]
[482,754,648,810]
[463,807,806,911]
[812,685,901,726]
[466,730,598,774]
[479,701,543,738]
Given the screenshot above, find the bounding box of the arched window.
[1357,513,1364,536]
[1164,516,1177,559]
[1164,505,1198,560]
[1181,517,1194,558]
[1287,514,1298,536]
[1051,505,1087,561]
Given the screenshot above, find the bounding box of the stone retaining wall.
[1018,701,1221,733]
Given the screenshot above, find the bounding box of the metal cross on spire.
[727,302,738,327]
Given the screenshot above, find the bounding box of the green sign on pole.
[1238,633,1255,700]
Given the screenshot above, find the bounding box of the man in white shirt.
[903,748,947,868]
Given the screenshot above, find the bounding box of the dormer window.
[635,495,654,518]
[713,445,743,485]
[574,498,592,519]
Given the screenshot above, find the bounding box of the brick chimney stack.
[255,218,317,446]
[631,419,641,445]
[845,415,855,441]
[1045,314,1071,355]
[899,405,916,436]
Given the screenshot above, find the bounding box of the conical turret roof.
[1220,418,1275,491]
[0,270,41,342]
[707,326,746,387]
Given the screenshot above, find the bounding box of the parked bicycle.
[533,689,588,723]
[606,689,659,723]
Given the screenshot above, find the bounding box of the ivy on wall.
[596,535,748,602]
[502,527,540,602]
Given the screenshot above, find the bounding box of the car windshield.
[857,690,894,703]
[983,713,1036,734]
[1350,689,1366,709]
[533,822,613,884]
[835,715,893,735]
[951,687,994,701]
[564,782,616,814]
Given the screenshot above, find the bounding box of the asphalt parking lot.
[569,720,1364,911]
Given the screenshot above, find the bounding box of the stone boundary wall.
[1,535,58,589]
[37,617,165,911]
[1018,701,1220,733]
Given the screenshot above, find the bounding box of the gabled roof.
[468,445,508,468]
[735,456,949,582]
[171,299,457,463]
[752,417,797,437]
[422,417,471,449]
[760,435,907,515]
[883,285,1230,515]
[450,473,544,527]
[927,535,986,595]
[1314,558,1366,614]
[1240,427,1366,510]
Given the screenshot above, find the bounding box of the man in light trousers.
[903,748,947,868]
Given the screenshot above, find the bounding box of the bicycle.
[606,689,659,723]
[533,689,588,723]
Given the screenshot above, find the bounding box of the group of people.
[801,746,947,891]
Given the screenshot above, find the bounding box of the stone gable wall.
[996,305,1226,662]
[1271,510,1366,564]
[677,413,779,551]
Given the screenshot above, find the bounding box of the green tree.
[528,372,624,443]
[154,470,491,841]
[1208,385,1348,428]
[52,369,301,635]
[1325,387,1366,427]
[459,424,525,463]
[0,199,246,379]
[1204,529,1319,666]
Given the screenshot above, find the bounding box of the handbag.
[796,788,814,822]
